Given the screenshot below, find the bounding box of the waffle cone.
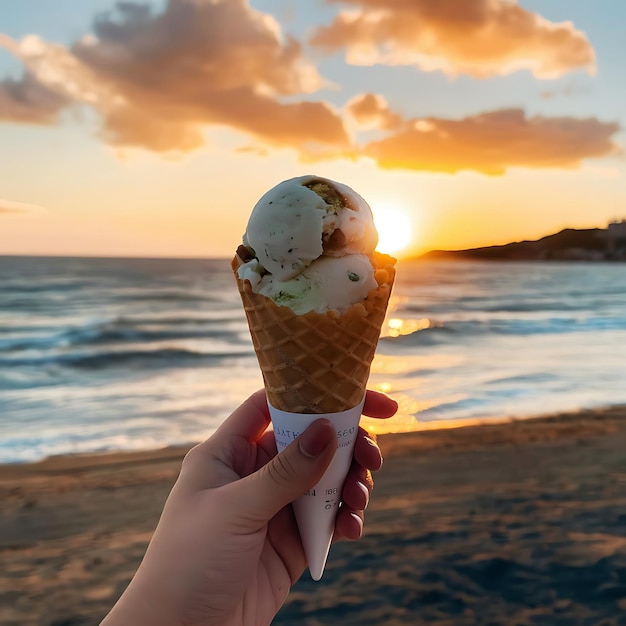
[232,252,396,414]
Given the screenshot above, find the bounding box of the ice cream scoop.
[238,175,379,312]
[243,254,377,315]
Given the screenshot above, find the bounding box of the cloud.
[362,108,620,175]
[0,1,349,156]
[0,73,71,125]
[311,0,596,79]
[0,198,48,215]
[540,83,590,99]
[0,0,611,172]
[346,93,402,129]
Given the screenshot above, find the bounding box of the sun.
[372,206,414,255]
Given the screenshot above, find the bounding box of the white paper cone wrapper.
[268,397,365,581]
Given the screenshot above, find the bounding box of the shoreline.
[2,401,625,469]
[3,404,626,625]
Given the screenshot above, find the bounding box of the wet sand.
[2,407,626,625]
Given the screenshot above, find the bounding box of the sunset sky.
[0,0,624,258]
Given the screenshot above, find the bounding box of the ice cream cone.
[232,252,395,414]
[233,251,395,578]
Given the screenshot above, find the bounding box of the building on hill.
[606,220,626,259]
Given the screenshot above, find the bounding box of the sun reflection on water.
[385,317,441,337]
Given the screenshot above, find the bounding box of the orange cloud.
[0,73,70,125]
[0,1,349,156]
[0,198,48,216]
[363,108,620,175]
[0,33,72,125]
[311,0,596,79]
[346,93,402,129]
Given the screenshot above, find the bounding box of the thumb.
[230,419,337,525]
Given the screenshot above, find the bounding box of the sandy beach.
[3,407,626,625]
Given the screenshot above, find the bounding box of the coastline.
[2,399,621,466]
[3,405,626,624]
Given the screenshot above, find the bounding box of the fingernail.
[364,435,378,448]
[364,436,383,470]
[299,419,335,458]
[349,512,363,538]
[357,481,370,509]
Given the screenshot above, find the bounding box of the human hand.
[101,389,397,626]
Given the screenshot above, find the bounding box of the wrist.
[100,582,183,626]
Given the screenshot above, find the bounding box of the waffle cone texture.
[233,251,396,414]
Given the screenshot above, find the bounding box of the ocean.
[1,256,625,463]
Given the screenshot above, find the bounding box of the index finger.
[362,389,398,419]
[212,389,271,445]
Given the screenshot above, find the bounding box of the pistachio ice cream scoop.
[237,175,379,313]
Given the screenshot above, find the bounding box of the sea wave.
[0,290,224,312]
[381,324,454,347]
[0,316,248,353]
[385,315,626,347]
[0,280,87,294]
[404,295,626,315]
[0,346,254,370]
[454,316,626,336]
